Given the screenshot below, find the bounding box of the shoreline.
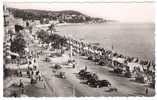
[55,23,155,61]
[36,22,154,62]
[65,35,154,63]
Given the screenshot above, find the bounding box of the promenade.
[3,22,155,97]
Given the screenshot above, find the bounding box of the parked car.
[54,64,62,70]
[96,80,111,88]
[113,68,123,74]
[87,79,111,88]
[45,57,51,62]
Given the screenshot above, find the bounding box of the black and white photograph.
[3,1,155,97]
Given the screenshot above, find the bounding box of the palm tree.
[7,29,14,42]
[48,23,56,34]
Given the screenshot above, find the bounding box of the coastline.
[55,22,155,61]
[36,22,155,61]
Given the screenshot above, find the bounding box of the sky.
[5,2,155,22]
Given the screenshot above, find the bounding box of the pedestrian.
[145,87,149,96]
[85,65,87,71]
[12,91,18,97]
[19,79,24,94]
[72,63,75,69]
[18,69,22,77]
[43,80,46,88]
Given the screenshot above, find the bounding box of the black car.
[94,57,100,62]
[96,80,111,88]
[79,71,92,80]
[49,53,55,57]
[88,79,111,88]
[87,55,93,60]
[113,68,123,74]
[53,64,62,70]
[124,71,132,78]
[83,72,93,80]
[98,61,106,66]
[78,69,86,76]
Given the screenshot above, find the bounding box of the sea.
[55,22,155,62]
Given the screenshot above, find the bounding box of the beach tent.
[127,62,143,72]
[5,64,28,70]
[5,55,11,59]
[112,57,125,64]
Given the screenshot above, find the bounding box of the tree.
[7,30,14,42]
[10,34,26,56]
[48,23,56,34]
[40,18,44,24]
[45,18,49,24]
[15,24,24,33]
[36,29,50,43]
[28,26,33,34]
[49,34,67,49]
[26,21,29,27]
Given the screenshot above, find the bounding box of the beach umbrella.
[6,55,11,59]
[24,47,29,52]
[127,62,144,72]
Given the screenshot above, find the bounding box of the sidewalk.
[4,76,29,97]
[4,75,55,97]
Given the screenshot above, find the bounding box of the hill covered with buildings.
[8,7,111,24]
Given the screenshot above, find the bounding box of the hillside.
[8,8,107,23]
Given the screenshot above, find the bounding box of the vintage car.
[45,57,51,62]
[87,78,111,88]
[53,64,62,70]
[98,59,106,66]
[87,55,94,60]
[113,67,124,74]
[96,80,111,88]
[49,53,56,57]
[78,70,91,79]
[82,72,93,80]
[78,69,86,76]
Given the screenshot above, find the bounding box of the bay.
[56,22,155,61]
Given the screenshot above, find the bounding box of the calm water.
[56,22,155,61]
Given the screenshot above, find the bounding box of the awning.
[112,57,125,64]
[6,51,20,57]
[127,62,143,72]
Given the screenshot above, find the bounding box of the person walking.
[145,86,149,96]
[85,65,87,71]
[19,79,24,94]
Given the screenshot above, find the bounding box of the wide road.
[32,44,155,96]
